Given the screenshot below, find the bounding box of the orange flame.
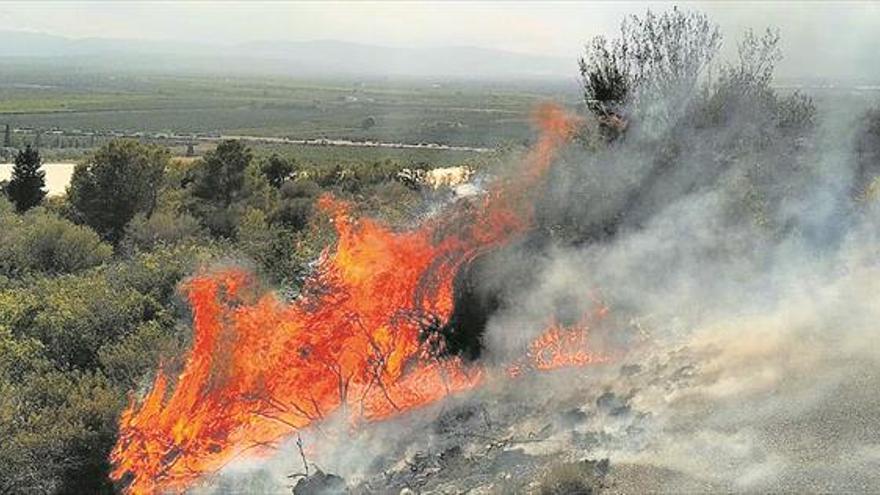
[508,300,611,378]
[110,104,593,493]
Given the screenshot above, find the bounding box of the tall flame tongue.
[111,104,586,493]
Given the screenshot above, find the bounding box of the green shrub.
[187,140,253,238]
[97,320,184,388]
[270,180,319,230]
[0,326,124,494]
[0,196,13,215]
[2,273,159,369]
[107,243,215,303]
[122,210,206,252]
[260,153,296,188]
[0,209,112,278]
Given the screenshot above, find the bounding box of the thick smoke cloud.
[466,61,880,490]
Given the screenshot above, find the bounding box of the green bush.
[107,243,216,303]
[243,159,279,213]
[260,153,296,188]
[122,210,206,252]
[271,179,320,230]
[0,209,112,278]
[187,140,253,238]
[2,273,159,370]
[0,326,123,494]
[97,320,184,388]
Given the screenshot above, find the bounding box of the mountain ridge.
[0,30,573,80]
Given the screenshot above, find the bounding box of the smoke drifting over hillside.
[180,86,880,493]
[474,101,880,490]
[105,9,880,491]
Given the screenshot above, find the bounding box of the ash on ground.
[207,337,717,494]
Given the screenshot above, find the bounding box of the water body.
[0,163,76,196]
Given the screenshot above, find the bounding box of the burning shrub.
[108,104,586,494]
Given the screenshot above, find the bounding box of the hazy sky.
[1,1,878,79]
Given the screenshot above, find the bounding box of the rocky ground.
[208,296,880,495]
[285,339,711,494]
[282,324,880,494]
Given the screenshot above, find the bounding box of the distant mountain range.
[0,31,574,80]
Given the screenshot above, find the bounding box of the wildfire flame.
[508,300,610,378]
[110,104,598,493]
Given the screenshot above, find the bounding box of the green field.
[0,65,579,150]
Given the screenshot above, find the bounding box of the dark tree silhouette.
[6,145,46,212]
[361,116,377,130]
[190,140,251,207]
[68,140,168,243]
[188,140,252,237]
[261,153,295,188]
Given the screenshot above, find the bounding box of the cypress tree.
[7,145,46,212]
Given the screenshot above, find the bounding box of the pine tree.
[7,145,46,212]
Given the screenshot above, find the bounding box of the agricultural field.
[0,64,580,151]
